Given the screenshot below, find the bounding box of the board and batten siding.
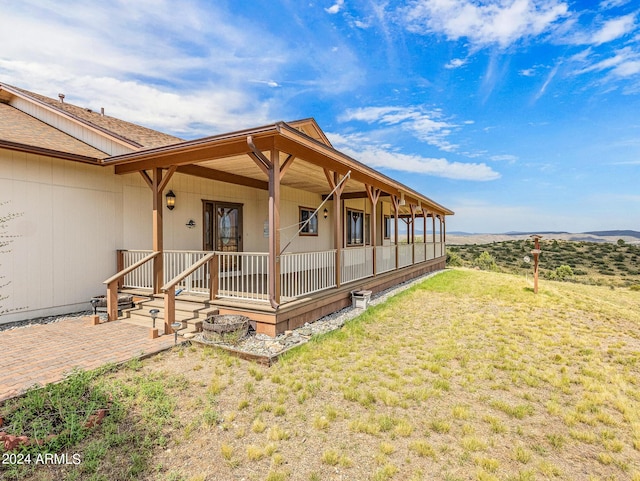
[0,148,125,324]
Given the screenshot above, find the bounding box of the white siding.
[0,148,124,323]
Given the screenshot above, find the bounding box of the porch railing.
[121,250,155,290]
[217,252,269,301]
[341,246,374,284]
[375,245,396,274]
[281,250,336,298]
[164,251,211,294]
[116,242,446,305]
[398,244,413,268]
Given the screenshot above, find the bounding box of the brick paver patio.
[0,317,177,402]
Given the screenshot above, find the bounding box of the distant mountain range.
[447,230,640,245]
[450,230,640,239]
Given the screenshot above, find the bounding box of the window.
[365,214,371,245]
[299,207,318,236]
[384,215,391,239]
[346,209,364,245]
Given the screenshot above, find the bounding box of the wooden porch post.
[392,195,400,269]
[269,148,281,304]
[151,167,164,295]
[443,216,446,243]
[432,214,436,245]
[365,185,380,275]
[324,170,347,287]
[423,211,427,246]
[410,204,417,265]
[208,255,219,301]
[247,137,281,307]
[116,250,125,289]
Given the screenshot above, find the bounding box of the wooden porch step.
[119,296,218,333]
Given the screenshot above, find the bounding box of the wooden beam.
[176,164,268,190]
[279,154,295,181]
[113,136,274,175]
[248,136,273,176]
[139,170,153,189]
[322,191,390,201]
[158,165,177,193]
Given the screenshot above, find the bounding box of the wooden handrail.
[161,252,216,292]
[103,251,160,321]
[162,252,217,334]
[103,251,161,286]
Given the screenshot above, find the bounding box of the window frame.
[383,215,391,239]
[346,208,365,246]
[298,206,319,236]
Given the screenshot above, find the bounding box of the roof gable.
[287,118,333,147]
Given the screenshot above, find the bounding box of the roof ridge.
[0,82,183,150]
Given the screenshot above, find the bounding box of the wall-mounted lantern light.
[323,208,328,219]
[186,219,196,228]
[166,190,176,210]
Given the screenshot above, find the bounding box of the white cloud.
[0,1,369,136]
[325,0,345,14]
[403,0,569,48]
[591,13,636,45]
[534,63,560,100]
[328,133,500,181]
[490,154,518,163]
[599,0,631,9]
[520,68,536,76]
[340,106,459,151]
[445,58,467,69]
[576,46,640,79]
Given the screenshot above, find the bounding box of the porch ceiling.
[104,119,454,216]
[196,152,365,196]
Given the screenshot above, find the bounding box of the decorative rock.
[298,327,313,336]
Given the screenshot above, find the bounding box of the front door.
[203,201,243,253]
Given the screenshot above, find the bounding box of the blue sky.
[1,0,639,233]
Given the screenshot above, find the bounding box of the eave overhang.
[0,139,102,164]
[104,120,454,216]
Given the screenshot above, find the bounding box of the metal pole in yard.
[530,234,543,294]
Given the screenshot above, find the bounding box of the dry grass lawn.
[16,268,640,480]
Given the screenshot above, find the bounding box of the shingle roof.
[1,83,183,150]
[0,103,109,160]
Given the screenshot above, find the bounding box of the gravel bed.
[0,311,108,333]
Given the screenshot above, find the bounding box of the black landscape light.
[150,309,160,329]
[90,298,99,315]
